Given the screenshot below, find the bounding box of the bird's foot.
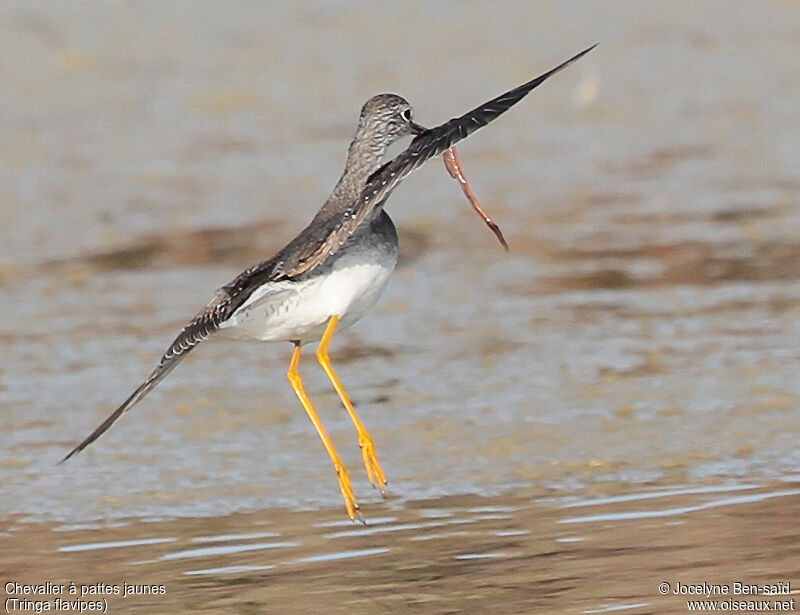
[334,461,363,523]
[359,438,387,496]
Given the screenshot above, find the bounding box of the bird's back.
[218,209,398,343]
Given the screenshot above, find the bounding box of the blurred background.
[2,2,799,613]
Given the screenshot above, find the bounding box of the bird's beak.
[409,121,427,136]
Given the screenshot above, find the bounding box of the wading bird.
[63,45,596,521]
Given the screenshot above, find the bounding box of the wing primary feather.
[359,44,599,217]
[60,298,225,463]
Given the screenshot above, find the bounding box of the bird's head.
[356,94,426,149]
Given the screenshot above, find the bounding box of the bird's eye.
[401,108,412,121]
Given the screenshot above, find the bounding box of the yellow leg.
[286,343,361,522]
[316,315,388,494]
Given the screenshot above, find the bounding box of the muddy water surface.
[2,2,799,613]
[4,484,799,614]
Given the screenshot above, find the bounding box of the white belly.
[218,258,395,344]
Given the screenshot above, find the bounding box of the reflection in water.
[184,563,276,576]
[191,531,281,543]
[295,547,391,564]
[561,486,800,524]
[4,483,798,613]
[162,541,298,561]
[454,552,509,560]
[561,483,759,508]
[582,604,649,614]
[312,516,397,528]
[58,536,177,552]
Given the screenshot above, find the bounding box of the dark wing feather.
[274,44,597,279]
[60,253,294,463]
[60,291,229,462]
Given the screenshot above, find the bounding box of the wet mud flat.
[3,482,798,614]
[3,3,800,614]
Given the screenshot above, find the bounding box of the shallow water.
[2,2,799,613]
[4,484,799,613]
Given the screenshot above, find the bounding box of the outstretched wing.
[275,44,597,279]
[60,290,229,462]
